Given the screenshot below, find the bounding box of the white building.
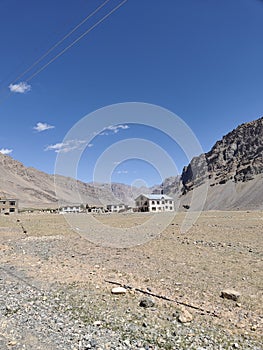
[89,207,105,214]
[59,205,82,214]
[135,194,174,212]
[106,203,126,213]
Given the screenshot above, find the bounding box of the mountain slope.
[1,117,262,210]
[177,117,263,210]
[0,153,148,208]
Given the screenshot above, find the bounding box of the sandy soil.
[0,211,262,348]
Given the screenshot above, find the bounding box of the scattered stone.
[178,307,193,323]
[8,341,18,346]
[111,287,127,295]
[221,289,241,301]
[89,339,97,347]
[123,339,131,347]
[0,267,261,350]
[139,297,155,308]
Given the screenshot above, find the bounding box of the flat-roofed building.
[0,198,18,214]
[59,205,82,214]
[106,203,126,213]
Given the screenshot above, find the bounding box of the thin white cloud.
[45,142,64,152]
[0,148,13,155]
[107,124,129,133]
[99,124,129,136]
[45,139,88,153]
[34,122,55,132]
[117,170,128,174]
[9,82,31,94]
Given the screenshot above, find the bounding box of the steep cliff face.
[157,176,180,195]
[181,117,263,192]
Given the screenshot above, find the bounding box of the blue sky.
[1,0,263,186]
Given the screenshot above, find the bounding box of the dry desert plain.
[0,211,262,349]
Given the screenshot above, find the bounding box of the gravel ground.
[0,269,261,350]
[0,212,262,349]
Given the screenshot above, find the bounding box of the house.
[135,194,174,212]
[59,205,82,214]
[0,198,18,214]
[86,205,105,214]
[106,203,126,213]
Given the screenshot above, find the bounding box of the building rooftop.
[137,194,173,200]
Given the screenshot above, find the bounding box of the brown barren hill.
[0,153,148,209]
[0,116,263,210]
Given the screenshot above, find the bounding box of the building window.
[157,201,160,204]
[151,200,155,204]
[170,206,173,210]
[165,206,168,209]
[162,201,165,204]
[169,201,172,204]
[9,208,15,213]
[152,207,156,211]
[9,201,16,206]
[158,207,161,210]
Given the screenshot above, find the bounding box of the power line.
[0,0,127,106]
[9,0,112,86]
[26,0,128,82]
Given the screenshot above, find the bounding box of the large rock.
[111,287,127,295]
[139,297,155,308]
[221,289,241,301]
[178,306,193,323]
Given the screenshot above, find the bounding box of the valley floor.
[0,211,262,349]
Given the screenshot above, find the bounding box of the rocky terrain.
[181,117,263,192]
[0,211,262,349]
[0,117,262,349]
[167,117,263,210]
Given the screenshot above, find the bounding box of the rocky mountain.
[178,117,263,210]
[0,117,262,210]
[181,117,263,190]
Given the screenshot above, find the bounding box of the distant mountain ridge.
[0,117,262,210]
[0,153,150,208]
